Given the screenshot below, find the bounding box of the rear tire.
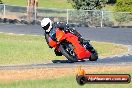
[59,44,78,62]
[84,42,98,61]
[89,50,98,61]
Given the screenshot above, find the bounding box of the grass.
[103,5,115,11]
[2,0,73,9]
[2,0,116,11]
[91,41,127,58]
[0,71,131,88]
[0,33,128,65]
[1,0,118,11]
[0,33,64,65]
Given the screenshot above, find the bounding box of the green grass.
[2,0,73,9]
[103,5,115,11]
[91,41,127,58]
[2,0,117,11]
[0,33,64,65]
[0,71,131,88]
[0,33,127,65]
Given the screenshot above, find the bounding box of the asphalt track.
[0,24,132,69]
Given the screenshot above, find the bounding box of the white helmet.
[41,18,52,32]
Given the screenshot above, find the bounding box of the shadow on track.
[52,55,132,64]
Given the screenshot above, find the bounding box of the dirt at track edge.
[0,65,132,82]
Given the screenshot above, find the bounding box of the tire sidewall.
[59,44,78,62]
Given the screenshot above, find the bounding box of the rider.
[41,18,89,49]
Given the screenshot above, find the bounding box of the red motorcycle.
[47,28,98,62]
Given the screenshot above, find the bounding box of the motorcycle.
[46,27,98,63]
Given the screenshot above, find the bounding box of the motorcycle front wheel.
[59,44,78,62]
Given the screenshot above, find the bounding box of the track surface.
[0,24,132,69]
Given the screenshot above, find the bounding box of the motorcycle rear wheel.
[89,50,98,61]
[84,43,98,61]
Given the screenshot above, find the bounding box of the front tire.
[59,44,78,62]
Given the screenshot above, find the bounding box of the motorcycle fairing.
[56,28,91,60]
[48,37,57,48]
[65,34,91,60]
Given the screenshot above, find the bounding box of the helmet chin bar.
[42,22,50,30]
[45,25,52,32]
[45,28,51,32]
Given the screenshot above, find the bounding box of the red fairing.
[64,33,91,60]
[48,37,57,48]
[56,28,65,42]
[53,28,91,60]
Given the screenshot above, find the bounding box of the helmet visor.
[42,22,50,30]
